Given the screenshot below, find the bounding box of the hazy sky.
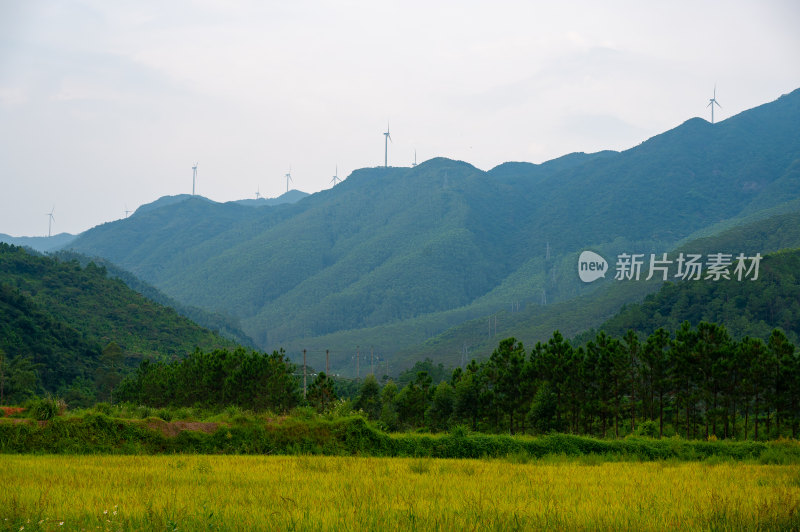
[1,0,799,236]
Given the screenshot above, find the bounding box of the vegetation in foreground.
[1,455,799,531]
[112,320,800,441]
[4,403,800,463]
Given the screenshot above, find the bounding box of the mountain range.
[49,87,800,374]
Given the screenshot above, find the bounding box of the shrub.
[27,396,60,421]
[95,402,113,416]
[450,424,469,438]
[635,420,659,438]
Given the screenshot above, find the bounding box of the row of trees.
[116,347,301,412]
[337,322,797,440]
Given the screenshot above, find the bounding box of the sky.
[1,1,799,237]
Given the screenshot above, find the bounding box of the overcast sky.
[1,0,799,236]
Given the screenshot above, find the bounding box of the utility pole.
[356,346,360,379]
[303,349,307,398]
[370,347,374,376]
[326,349,330,375]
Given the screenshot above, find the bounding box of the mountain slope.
[579,246,800,345]
[51,249,256,347]
[0,244,236,402]
[64,89,800,370]
[393,209,800,371]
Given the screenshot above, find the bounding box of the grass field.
[1,455,799,531]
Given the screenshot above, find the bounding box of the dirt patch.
[145,419,221,437]
[1,406,25,417]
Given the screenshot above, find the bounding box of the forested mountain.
[52,250,255,347]
[581,247,800,345]
[400,210,800,369]
[64,89,800,373]
[0,244,235,404]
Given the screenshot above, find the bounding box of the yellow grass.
[1,455,799,531]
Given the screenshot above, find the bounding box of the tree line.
[13,317,798,442]
[115,347,300,412]
[336,322,798,440]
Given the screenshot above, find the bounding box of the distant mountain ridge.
[235,189,309,207]
[0,232,76,253]
[64,88,800,373]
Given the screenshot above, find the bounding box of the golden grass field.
[1,455,799,531]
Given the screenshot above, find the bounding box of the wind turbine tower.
[383,123,391,167]
[330,165,340,187]
[192,162,198,195]
[255,187,261,199]
[46,207,55,237]
[707,85,722,124]
[285,167,293,193]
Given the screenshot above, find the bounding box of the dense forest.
[115,347,300,412]
[0,244,234,405]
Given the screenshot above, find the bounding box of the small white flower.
[59,523,65,526]
[103,510,108,515]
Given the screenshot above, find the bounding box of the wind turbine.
[707,85,722,124]
[330,165,340,187]
[255,187,261,199]
[383,122,391,167]
[285,166,293,193]
[124,205,131,218]
[191,162,198,195]
[412,149,417,167]
[46,206,55,237]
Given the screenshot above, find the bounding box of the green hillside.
[375,210,800,369]
[0,244,235,404]
[64,89,800,373]
[51,250,255,347]
[583,247,800,344]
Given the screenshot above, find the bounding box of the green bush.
[95,402,113,415]
[154,408,173,422]
[635,420,659,438]
[27,397,59,421]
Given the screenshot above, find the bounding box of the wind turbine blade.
[715,100,722,108]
